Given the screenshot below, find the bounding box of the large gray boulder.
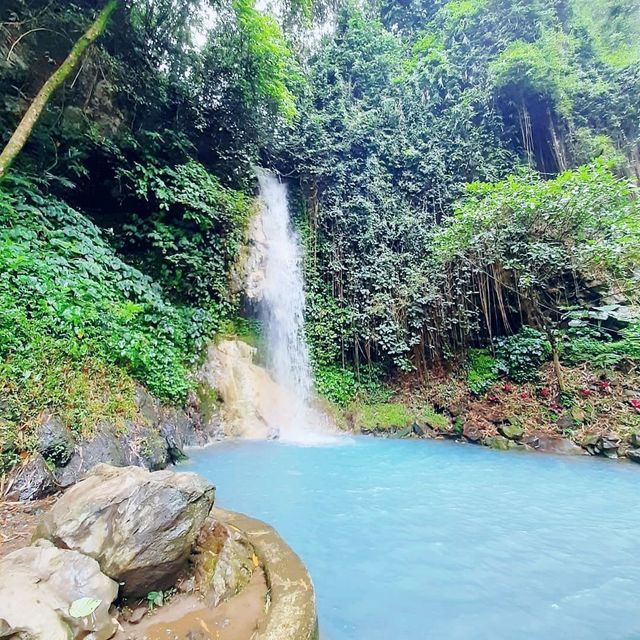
[0,540,118,640]
[35,464,215,596]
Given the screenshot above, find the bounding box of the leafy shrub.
[494,327,551,383]
[116,161,251,306]
[314,365,358,406]
[561,322,640,369]
[467,349,498,395]
[434,161,640,295]
[0,179,228,442]
[314,363,393,406]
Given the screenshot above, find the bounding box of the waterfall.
[258,171,313,403]
[255,171,331,442]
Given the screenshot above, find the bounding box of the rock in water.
[0,540,118,640]
[531,435,584,456]
[34,464,215,596]
[499,421,524,440]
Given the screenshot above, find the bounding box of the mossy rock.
[419,408,450,432]
[579,432,600,447]
[499,421,524,440]
[571,406,586,424]
[353,402,413,432]
[484,435,516,451]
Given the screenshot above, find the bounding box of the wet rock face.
[198,339,302,440]
[627,449,640,463]
[35,464,215,597]
[54,422,134,488]
[0,540,118,640]
[4,453,56,501]
[51,386,209,490]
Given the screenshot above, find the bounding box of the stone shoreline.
[0,465,319,640]
[353,422,640,463]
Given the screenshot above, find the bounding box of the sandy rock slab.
[34,463,215,596]
[0,540,119,640]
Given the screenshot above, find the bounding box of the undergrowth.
[0,178,228,466]
[314,363,394,406]
[352,402,413,431]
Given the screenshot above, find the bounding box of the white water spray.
[258,171,313,402]
[256,171,332,442]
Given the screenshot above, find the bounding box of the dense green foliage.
[0,179,215,422]
[494,328,552,383]
[561,323,640,370]
[281,1,640,378]
[1,0,640,454]
[353,402,413,431]
[0,0,298,453]
[467,349,498,396]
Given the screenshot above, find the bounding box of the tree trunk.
[0,0,119,179]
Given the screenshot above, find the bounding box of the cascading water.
[257,171,313,404]
[255,171,331,442]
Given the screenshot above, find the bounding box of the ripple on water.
[182,437,640,640]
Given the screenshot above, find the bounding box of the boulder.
[36,414,76,465]
[463,422,484,442]
[626,449,640,463]
[412,422,426,437]
[4,453,56,501]
[135,425,171,471]
[601,433,621,449]
[532,436,584,456]
[35,464,214,596]
[396,424,414,438]
[499,421,524,440]
[601,434,621,459]
[0,540,118,640]
[578,432,600,448]
[484,435,511,451]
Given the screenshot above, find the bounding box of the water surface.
[183,437,640,640]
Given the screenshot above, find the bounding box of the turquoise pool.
[183,437,640,640]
